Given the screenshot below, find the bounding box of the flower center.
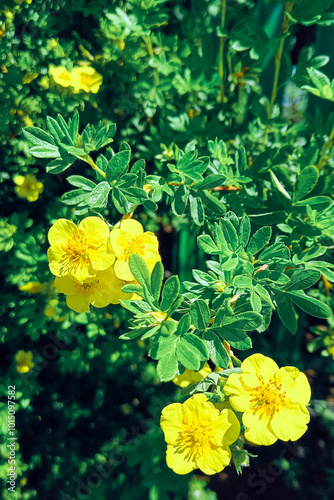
[80,73,94,86]
[60,71,71,82]
[123,234,145,259]
[180,423,214,456]
[250,379,288,416]
[61,230,90,274]
[74,281,98,295]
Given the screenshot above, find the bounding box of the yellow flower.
[13,174,43,202]
[15,350,34,374]
[327,346,334,359]
[110,219,160,281]
[47,217,115,283]
[71,66,103,94]
[14,0,32,4]
[160,393,240,475]
[224,353,311,446]
[49,65,73,88]
[19,281,44,294]
[23,116,34,127]
[22,72,38,84]
[44,305,57,318]
[173,363,211,388]
[55,266,135,313]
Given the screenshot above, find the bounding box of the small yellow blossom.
[44,305,57,318]
[110,219,160,281]
[49,66,73,88]
[160,393,240,475]
[173,363,211,388]
[23,116,34,127]
[13,174,43,202]
[47,217,115,283]
[55,266,136,313]
[19,281,44,294]
[327,346,334,358]
[22,72,38,84]
[71,66,103,94]
[14,0,32,4]
[224,353,311,446]
[15,350,34,374]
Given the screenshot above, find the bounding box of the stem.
[82,155,106,178]
[317,123,334,170]
[263,1,294,146]
[143,36,159,87]
[218,0,227,102]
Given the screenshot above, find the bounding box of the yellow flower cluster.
[13,174,43,202]
[49,65,103,94]
[161,354,311,475]
[47,217,160,313]
[15,350,34,374]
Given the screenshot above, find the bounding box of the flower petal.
[196,445,231,475]
[66,293,91,313]
[269,404,310,442]
[88,245,115,271]
[120,218,143,236]
[54,276,77,295]
[79,217,110,245]
[277,367,311,407]
[48,219,77,246]
[243,410,277,446]
[241,353,279,382]
[166,443,196,475]
[160,402,184,445]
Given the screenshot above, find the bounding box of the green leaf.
[275,292,298,334]
[30,145,60,158]
[167,296,185,317]
[157,351,178,381]
[239,216,251,247]
[129,254,151,289]
[221,312,263,330]
[199,191,226,215]
[253,284,274,307]
[193,175,226,190]
[294,166,319,202]
[46,156,73,174]
[270,170,291,201]
[112,188,129,214]
[46,116,65,142]
[176,334,208,370]
[88,182,110,208]
[189,194,204,226]
[233,276,253,288]
[150,336,177,360]
[220,219,238,251]
[151,261,164,302]
[249,212,287,226]
[160,275,180,312]
[197,235,220,255]
[67,175,96,191]
[172,185,189,215]
[203,331,229,369]
[61,189,88,205]
[176,314,191,336]
[285,270,321,291]
[190,299,210,330]
[247,226,272,255]
[106,150,131,182]
[287,291,332,318]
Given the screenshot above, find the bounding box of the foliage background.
[1,0,334,499]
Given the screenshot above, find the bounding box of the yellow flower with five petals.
[224,353,311,446]
[47,217,115,283]
[71,66,103,94]
[55,266,136,313]
[15,350,34,374]
[110,219,160,281]
[14,174,43,202]
[160,393,240,475]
